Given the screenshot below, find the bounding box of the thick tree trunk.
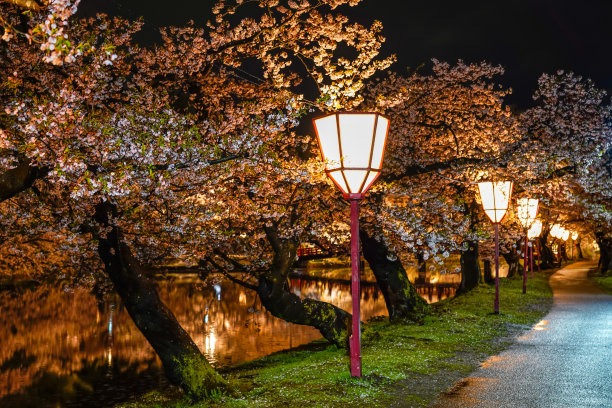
[483,259,494,284]
[596,233,612,275]
[575,241,584,259]
[0,159,47,201]
[459,240,480,294]
[257,227,351,347]
[502,245,521,278]
[458,200,481,294]
[538,234,555,269]
[94,203,226,399]
[415,252,427,284]
[360,229,427,320]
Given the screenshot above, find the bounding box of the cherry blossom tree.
[0,0,394,398]
[356,60,518,314]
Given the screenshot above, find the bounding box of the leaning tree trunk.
[502,245,521,278]
[575,240,584,259]
[596,233,612,275]
[458,200,482,294]
[459,240,481,294]
[257,227,351,347]
[360,229,427,321]
[538,234,555,269]
[483,259,494,284]
[94,203,226,399]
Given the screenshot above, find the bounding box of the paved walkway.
[431,261,612,408]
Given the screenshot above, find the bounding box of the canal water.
[0,272,457,407]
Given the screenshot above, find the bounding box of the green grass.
[116,272,554,408]
[593,274,612,295]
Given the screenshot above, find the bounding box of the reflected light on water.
[0,275,456,407]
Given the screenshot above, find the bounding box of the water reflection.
[0,275,455,407]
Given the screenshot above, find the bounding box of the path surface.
[431,261,612,408]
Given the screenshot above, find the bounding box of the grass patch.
[115,272,554,408]
[592,274,612,295]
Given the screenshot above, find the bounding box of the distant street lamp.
[528,219,542,275]
[517,198,539,294]
[478,181,513,314]
[313,111,389,377]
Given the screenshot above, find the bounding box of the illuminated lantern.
[313,112,390,378]
[313,112,389,198]
[516,198,539,229]
[516,198,539,294]
[477,180,513,314]
[528,219,543,239]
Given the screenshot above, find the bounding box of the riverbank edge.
[115,268,557,408]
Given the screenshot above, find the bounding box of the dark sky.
[79,0,612,107]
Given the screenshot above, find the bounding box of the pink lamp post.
[313,112,389,377]
[517,198,539,294]
[478,181,513,314]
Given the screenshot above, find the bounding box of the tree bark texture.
[459,240,481,294]
[537,234,556,269]
[458,200,481,294]
[483,260,494,284]
[0,159,47,202]
[94,203,226,399]
[575,241,584,259]
[502,245,521,279]
[596,233,612,275]
[258,228,351,347]
[360,229,427,320]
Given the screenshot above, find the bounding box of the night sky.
[78,0,612,107]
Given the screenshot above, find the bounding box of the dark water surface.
[0,274,455,407]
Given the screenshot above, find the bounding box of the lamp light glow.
[550,224,561,238]
[561,229,570,241]
[516,198,539,229]
[313,112,389,197]
[571,231,579,241]
[528,219,542,239]
[477,181,514,223]
[313,111,390,378]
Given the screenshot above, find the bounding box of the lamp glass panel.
[550,224,561,238]
[478,182,495,210]
[371,116,389,169]
[478,181,513,223]
[338,114,376,168]
[528,219,542,239]
[562,230,570,241]
[493,181,512,210]
[571,232,578,240]
[343,169,369,194]
[327,170,349,195]
[361,171,379,194]
[517,198,539,228]
[313,115,341,169]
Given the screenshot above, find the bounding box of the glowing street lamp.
[528,219,543,275]
[561,228,570,241]
[313,111,389,377]
[478,181,513,314]
[517,198,539,294]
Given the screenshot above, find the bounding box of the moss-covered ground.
[592,272,612,295]
[115,271,554,408]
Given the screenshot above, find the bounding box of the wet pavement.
[431,261,612,408]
